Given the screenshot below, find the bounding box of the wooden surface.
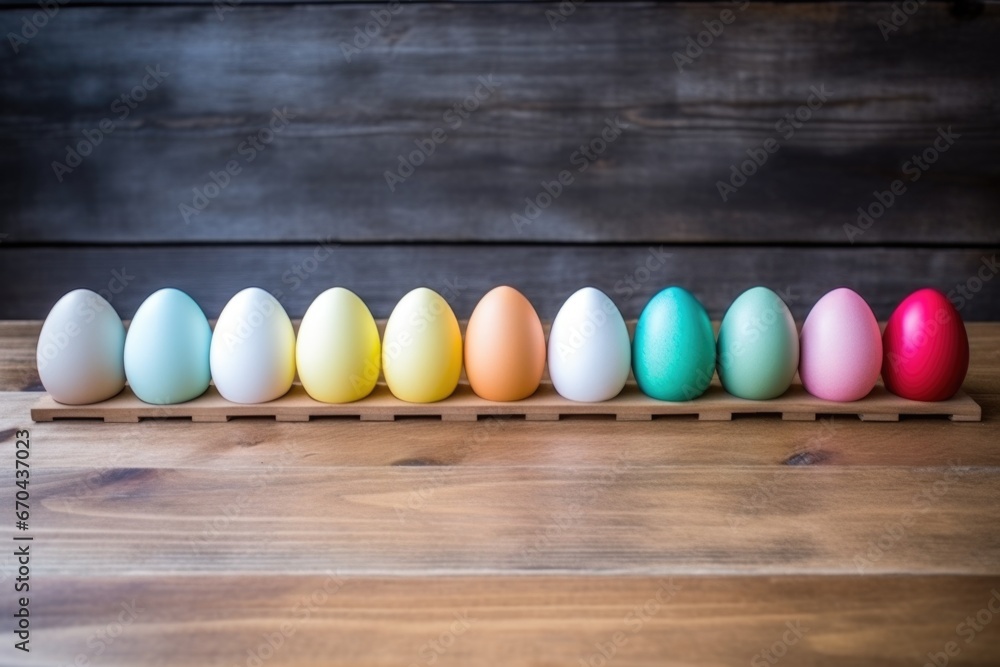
[3,245,1000,321]
[1,4,998,245]
[29,384,984,424]
[1,321,999,665]
[1,0,999,319]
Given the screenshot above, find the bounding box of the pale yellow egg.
[296,288,381,403]
[382,287,462,403]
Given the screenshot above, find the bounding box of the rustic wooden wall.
[0,1,997,319]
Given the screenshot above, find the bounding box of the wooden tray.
[30,383,982,423]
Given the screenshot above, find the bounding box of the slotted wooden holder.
[30,383,982,423]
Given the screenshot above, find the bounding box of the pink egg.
[799,288,883,402]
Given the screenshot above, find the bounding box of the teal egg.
[124,288,212,404]
[632,287,716,401]
[716,286,799,399]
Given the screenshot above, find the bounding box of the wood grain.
[2,245,999,321]
[1,0,998,662]
[27,384,984,424]
[4,392,1000,469]
[23,575,1000,667]
[0,3,997,245]
[8,464,999,576]
[1,324,999,665]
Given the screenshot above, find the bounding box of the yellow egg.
[296,288,381,403]
[382,287,462,403]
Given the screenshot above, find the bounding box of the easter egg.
[124,288,212,404]
[36,289,126,404]
[548,287,631,402]
[210,287,296,403]
[799,288,882,401]
[382,287,462,403]
[296,288,381,403]
[716,286,799,400]
[881,288,969,401]
[632,287,716,401]
[464,286,546,401]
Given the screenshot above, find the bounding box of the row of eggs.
[36,284,969,406]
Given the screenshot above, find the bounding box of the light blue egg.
[124,288,212,404]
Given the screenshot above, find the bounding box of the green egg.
[716,286,799,400]
[632,287,716,401]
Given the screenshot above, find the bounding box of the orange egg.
[464,286,546,401]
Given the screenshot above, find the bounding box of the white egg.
[36,289,126,404]
[210,287,296,403]
[547,287,631,402]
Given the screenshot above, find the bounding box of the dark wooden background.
[0,0,998,320]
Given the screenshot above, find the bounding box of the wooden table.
[2,321,998,666]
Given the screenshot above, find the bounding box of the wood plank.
[4,323,998,474]
[0,321,41,392]
[28,384,983,424]
[2,245,998,321]
[0,3,998,244]
[22,575,1000,667]
[5,392,1000,469]
[9,465,999,575]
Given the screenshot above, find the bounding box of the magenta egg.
[881,288,969,401]
[799,288,882,401]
